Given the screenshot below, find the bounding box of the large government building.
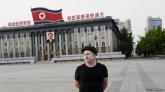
[0,16,121,61]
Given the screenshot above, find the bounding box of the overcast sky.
[0,0,164,42]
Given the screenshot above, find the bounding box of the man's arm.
[75,80,80,89]
[103,77,108,90]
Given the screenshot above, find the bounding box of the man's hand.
[103,77,108,90]
[75,80,80,89]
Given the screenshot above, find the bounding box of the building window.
[16,48,18,52]
[87,27,91,33]
[105,26,108,30]
[100,25,105,31]
[91,27,94,32]
[64,45,65,50]
[94,26,98,31]
[69,44,72,49]
[4,42,7,46]
[87,27,91,40]
[82,42,84,48]
[80,27,84,33]
[74,28,78,33]
[69,33,72,42]
[102,42,105,47]
[4,49,7,52]
[96,42,98,47]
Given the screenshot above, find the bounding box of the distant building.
[145,16,162,32]
[0,16,121,61]
[115,19,132,33]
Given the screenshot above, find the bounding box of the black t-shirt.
[75,62,108,92]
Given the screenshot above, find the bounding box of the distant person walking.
[74,46,108,92]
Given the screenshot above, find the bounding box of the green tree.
[136,27,165,56]
[160,29,165,53]
[120,27,134,57]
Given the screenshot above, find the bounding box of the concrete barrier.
[96,52,125,58]
[51,54,83,63]
[0,57,37,64]
[51,52,125,63]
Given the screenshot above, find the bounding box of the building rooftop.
[0,16,115,32]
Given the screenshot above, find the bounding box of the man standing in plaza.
[74,46,108,92]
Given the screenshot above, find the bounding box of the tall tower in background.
[145,16,162,32]
[115,19,132,33]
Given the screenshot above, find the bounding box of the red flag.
[31,7,63,24]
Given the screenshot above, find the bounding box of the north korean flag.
[31,7,64,24]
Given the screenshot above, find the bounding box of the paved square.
[0,59,165,92]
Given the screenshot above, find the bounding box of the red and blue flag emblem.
[31,7,64,24]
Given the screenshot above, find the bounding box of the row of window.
[0,33,30,39]
[73,25,109,33]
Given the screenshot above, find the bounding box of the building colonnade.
[0,24,119,61]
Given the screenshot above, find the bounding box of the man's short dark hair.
[81,46,97,55]
[48,32,53,35]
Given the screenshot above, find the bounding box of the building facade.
[0,16,121,61]
[115,19,132,33]
[145,16,162,32]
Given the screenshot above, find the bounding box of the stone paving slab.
[0,59,165,92]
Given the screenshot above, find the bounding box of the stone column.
[59,33,62,56]
[12,34,16,58]
[77,30,81,54]
[106,28,110,52]
[35,32,38,60]
[94,26,98,47]
[6,34,10,58]
[8,34,11,58]
[71,32,75,54]
[47,42,50,61]
[91,29,96,47]
[29,33,32,57]
[0,37,4,58]
[84,29,87,46]
[97,28,101,53]
[0,37,1,58]
[65,32,68,55]
[41,32,44,61]
[108,28,113,51]
[53,32,56,57]
[105,27,109,52]
[17,33,21,57]
[23,33,27,57]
